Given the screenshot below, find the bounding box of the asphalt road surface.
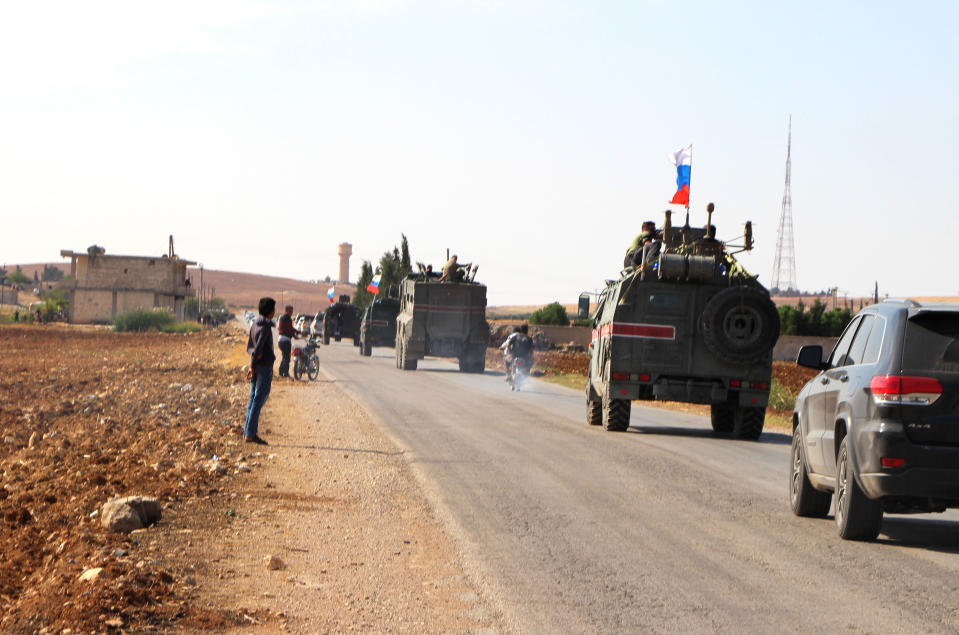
[320,342,959,633]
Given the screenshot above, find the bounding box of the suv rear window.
[903,312,959,373]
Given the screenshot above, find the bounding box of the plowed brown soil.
[0,324,258,633]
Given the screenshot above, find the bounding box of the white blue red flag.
[366,274,382,295]
[669,144,692,206]
[327,286,335,303]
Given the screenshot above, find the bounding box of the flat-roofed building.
[59,246,195,324]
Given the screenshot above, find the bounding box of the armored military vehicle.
[358,297,400,356]
[323,295,361,346]
[395,267,489,372]
[585,203,780,439]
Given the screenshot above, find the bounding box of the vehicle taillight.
[638,373,651,382]
[751,381,769,390]
[730,380,742,388]
[870,375,942,406]
[612,372,629,381]
[881,457,906,468]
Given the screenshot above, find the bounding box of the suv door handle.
[820,377,830,385]
[838,375,849,383]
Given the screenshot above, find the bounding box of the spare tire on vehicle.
[701,286,780,365]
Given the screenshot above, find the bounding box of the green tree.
[42,264,64,282]
[353,261,375,310]
[39,288,69,321]
[529,301,570,325]
[400,234,411,271]
[7,267,30,285]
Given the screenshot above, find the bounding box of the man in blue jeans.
[245,297,276,445]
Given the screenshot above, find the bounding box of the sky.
[2,0,957,305]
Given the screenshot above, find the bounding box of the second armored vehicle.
[358,297,400,356]
[585,204,780,439]
[395,268,489,372]
[323,295,361,346]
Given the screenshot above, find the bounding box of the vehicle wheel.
[293,358,304,381]
[710,401,735,435]
[307,355,320,381]
[361,340,372,357]
[353,336,360,347]
[834,436,883,541]
[602,392,631,432]
[734,406,765,440]
[790,426,831,517]
[701,286,780,365]
[586,388,602,426]
[400,340,417,371]
[335,335,342,342]
[323,333,330,346]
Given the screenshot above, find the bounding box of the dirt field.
[0,324,491,633]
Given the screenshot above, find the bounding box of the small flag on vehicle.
[367,274,381,295]
[327,286,335,303]
[669,144,692,207]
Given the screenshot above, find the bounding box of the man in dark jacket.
[245,297,276,445]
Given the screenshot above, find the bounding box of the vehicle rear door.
[803,316,861,474]
[899,310,959,445]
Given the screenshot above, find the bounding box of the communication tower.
[771,117,798,293]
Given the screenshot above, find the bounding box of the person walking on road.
[245,297,276,445]
[277,304,296,378]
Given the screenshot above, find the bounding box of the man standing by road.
[245,297,276,445]
[277,304,296,378]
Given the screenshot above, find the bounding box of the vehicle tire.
[790,426,831,517]
[307,355,320,381]
[602,392,631,432]
[323,333,330,346]
[293,358,304,381]
[361,340,372,357]
[400,341,417,371]
[335,335,342,342]
[353,336,360,347]
[586,388,602,426]
[834,436,883,541]
[710,401,735,435]
[701,286,780,365]
[734,406,765,440]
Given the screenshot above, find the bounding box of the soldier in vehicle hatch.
[624,221,662,269]
[440,254,471,282]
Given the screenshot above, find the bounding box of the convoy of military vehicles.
[313,202,778,440]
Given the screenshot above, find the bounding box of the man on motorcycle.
[507,324,534,377]
[500,326,521,380]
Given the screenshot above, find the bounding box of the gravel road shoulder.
[163,365,498,632]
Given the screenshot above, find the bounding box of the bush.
[571,318,593,327]
[528,302,570,326]
[113,309,176,332]
[163,321,202,334]
[778,299,853,336]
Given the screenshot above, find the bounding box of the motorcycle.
[508,356,530,391]
[292,336,320,381]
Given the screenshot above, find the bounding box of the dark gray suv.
[789,300,959,540]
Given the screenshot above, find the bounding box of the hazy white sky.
[2,1,957,304]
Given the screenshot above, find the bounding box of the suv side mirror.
[796,345,825,370]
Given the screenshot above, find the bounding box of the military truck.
[395,269,489,372]
[585,203,780,439]
[358,297,400,356]
[323,295,361,346]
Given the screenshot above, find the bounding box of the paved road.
[320,342,959,633]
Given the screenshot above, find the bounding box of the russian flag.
[366,274,381,295]
[669,144,692,206]
[327,286,335,303]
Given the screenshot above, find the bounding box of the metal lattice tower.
[771,117,798,293]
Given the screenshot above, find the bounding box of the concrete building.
[59,246,195,324]
[337,242,352,283]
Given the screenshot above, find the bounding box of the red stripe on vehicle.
[591,322,675,341]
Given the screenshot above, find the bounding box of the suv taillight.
[870,375,942,406]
